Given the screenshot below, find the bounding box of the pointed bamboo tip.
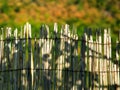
[54,22,58,33]
[26,22,29,25]
[63,24,69,36]
[104,29,107,33]
[14,28,18,37]
[45,24,49,38]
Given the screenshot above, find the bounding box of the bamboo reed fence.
[0,22,120,90]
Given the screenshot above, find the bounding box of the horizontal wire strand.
[0,37,119,45]
[0,68,120,73]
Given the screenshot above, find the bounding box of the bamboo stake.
[6,27,12,89]
[80,30,87,90]
[23,22,30,89]
[84,29,88,90]
[103,29,108,88]
[18,27,24,90]
[88,30,93,90]
[53,23,58,90]
[74,28,79,90]
[0,28,4,90]
[115,32,120,90]
[13,29,18,90]
[98,30,102,90]
[28,23,34,90]
[107,29,112,87]
[39,25,44,89]
[94,31,99,88]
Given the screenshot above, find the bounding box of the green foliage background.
[0,0,120,38]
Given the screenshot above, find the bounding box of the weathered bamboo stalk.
[88,30,93,90]
[85,30,88,90]
[6,27,12,89]
[103,29,108,89]
[98,31,102,90]
[13,29,18,90]
[0,29,4,90]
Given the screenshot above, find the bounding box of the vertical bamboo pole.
[118,31,120,89]
[71,27,75,90]
[88,30,93,90]
[6,27,12,89]
[49,32,53,90]
[103,29,108,89]
[33,37,37,89]
[21,25,27,90]
[118,31,120,90]
[93,40,97,90]
[3,28,6,90]
[2,28,7,89]
[45,25,48,90]
[39,25,44,89]
[0,31,1,89]
[0,28,4,90]
[65,24,72,89]
[23,22,30,89]
[71,27,74,90]
[94,31,99,89]
[34,36,42,90]
[98,30,102,90]
[13,29,18,90]
[23,23,27,89]
[80,30,87,90]
[115,40,119,88]
[28,23,34,90]
[107,29,113,88]
[106,29,112,89]
[41,25,45,90]
[59,25,63,89]
[3,28,6,89]
[46,25,52,90]
[65,24,71,90]
[18,27,24,90]
[56,25,64,89]
[52,23,57,90]
[103,29,107,86]
[21,22,33,89]
[0,33,1,90]
[84,29,88,89]
[40,25,51,90]
[60,25,65,89]
[115,31,120,90]
[75,28,79,90]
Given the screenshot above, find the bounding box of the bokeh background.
[0,0,120,37]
